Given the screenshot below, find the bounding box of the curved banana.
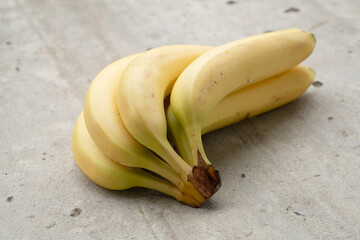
[117,45,212,183]
[72,112,202,207]
[203,65,315,133]
[167,65,315,163]
[170,29,316,197]
[83,54,181,186]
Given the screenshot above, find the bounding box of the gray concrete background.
[1,0,359,239]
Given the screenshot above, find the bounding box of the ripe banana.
[117,45,212,184]
[203,65,315,133]
[83,51,205,204]
[73,112,202,207]
[170,29,316,196]
[83,54,181,185]
[167,65,315,163]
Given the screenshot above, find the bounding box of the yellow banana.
[203,65,315,133]
[83,54,181,186]
[83,51,205,204]
[72,112,202,207]
[117,45,212,185]
[170,29,315,198]
[167,65,315,163]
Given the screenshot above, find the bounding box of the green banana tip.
[309,31,316,44]
[305,66,316,76]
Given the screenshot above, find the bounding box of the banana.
[117,45,212,185]
[73,112,202,207]
[203,65,315,133]
[83,51,205,204]
[83,54,181,186]
[170,29,316,197]
[167,65,315,163]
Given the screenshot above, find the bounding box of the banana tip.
[309,32,316,44]
[307,66,316,76]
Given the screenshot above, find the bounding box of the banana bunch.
[72,28,316,207]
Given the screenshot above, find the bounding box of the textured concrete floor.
[1,0,360,239]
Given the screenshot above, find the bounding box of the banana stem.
[138,170,203,207]
[183,126,222,199]
[143,141,207,204]
[166,107,222,199]
[140,153,185,188]
[166,107,194,166]
[152,139,193,180]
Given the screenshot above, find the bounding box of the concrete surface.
[1,0,359,239]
